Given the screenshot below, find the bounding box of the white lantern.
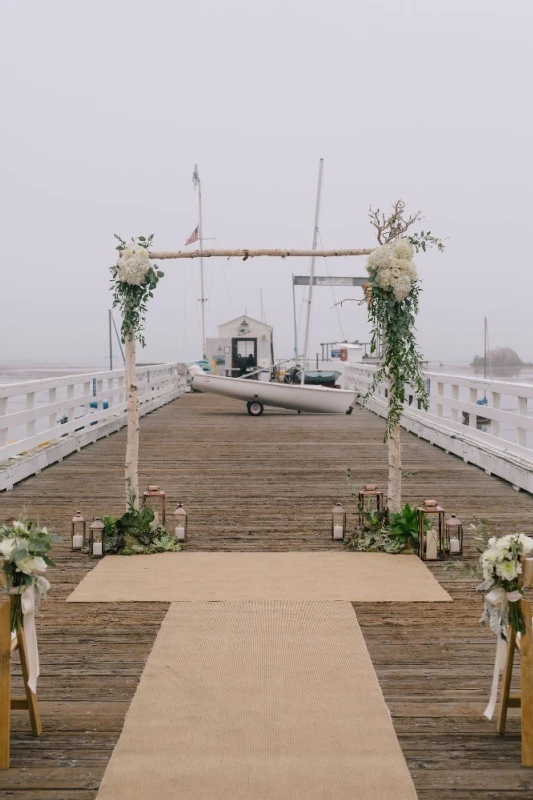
[332,502,346,541]
[174,503,187,542]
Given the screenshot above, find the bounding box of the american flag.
[185,225,199,246]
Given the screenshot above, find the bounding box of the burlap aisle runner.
[68,551,450,603]
[96,602,417,800]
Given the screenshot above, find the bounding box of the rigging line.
[318,230,346,340]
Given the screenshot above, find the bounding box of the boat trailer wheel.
[247,400,264,416]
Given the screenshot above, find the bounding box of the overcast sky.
[2,0,532,368]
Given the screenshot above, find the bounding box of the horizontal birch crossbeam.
[148,248,373,261]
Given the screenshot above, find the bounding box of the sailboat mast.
[291,273,299,359]
[301,157,324,385]
[196,164,207,358]
[484,316,487,380]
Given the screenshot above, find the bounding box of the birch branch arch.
[114,226,439,515]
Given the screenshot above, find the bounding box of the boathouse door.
[232,338,257,369]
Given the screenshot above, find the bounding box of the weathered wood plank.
[1,392,533,797]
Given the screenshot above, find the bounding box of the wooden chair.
[497,556,533,767]
[0,595,42,769]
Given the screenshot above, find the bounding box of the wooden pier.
[1,392,533,798]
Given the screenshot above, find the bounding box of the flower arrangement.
[366,239,418,302]
[478,533,533,637]
[0,517,60,631]
[111,234,164,346]
[344,502,419,554]
[100,505,181,556]
[365,238,428,439]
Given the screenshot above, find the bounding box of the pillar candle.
[449,538,461,554]
[72,534,83,549]
[333,525,344,540]
[92,541,103,556]
[175,526,186,542]
[425,530,438,560]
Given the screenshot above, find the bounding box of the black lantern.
[89,517,105,558]
[331,502,346,541]
[71,510,86,551]
[445,514,463,555]
[174,503,188,542]
[143,485,166,526]
[358,484,384,526]
[417,500,445,560]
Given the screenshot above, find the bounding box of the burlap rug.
[96,602,418,799]
[67,551,450,603]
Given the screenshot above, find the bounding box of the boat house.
[206,314,274,375]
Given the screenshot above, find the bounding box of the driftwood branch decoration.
[148,248,374,261]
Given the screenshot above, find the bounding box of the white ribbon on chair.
[19,577,50,694]
[484,587,523,720]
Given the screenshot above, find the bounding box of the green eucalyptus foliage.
[366,233,444,440]
[101,505,181,556]
[366,279,428,439]
[111,234,164,346]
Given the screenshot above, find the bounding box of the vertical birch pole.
[387,421,401,514]
[124,332,139,509]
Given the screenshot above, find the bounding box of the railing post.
[107,378,114,409]
[0,398,7,448]
[66,384,76,424]
[26,393,36,439]
[469,387,478,427]
[492,391,500,438]
[96,379,104,413]
[518,396,528,447]
[437,382,444,417]
[451,385,459,423]
[48,388,56,433]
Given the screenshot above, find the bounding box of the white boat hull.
[190,370,356,414]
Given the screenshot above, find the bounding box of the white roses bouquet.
[0,517,60,631]
[116,245,151,286]
[478,533,533,637]
[366,239,418,302]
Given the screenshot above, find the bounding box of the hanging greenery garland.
[365,237,428,439]
[111,234,164,345]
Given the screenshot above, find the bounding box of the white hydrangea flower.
[367,244,395,272]
[376,268,393,289]
[367,240,417,302]
[116,245,150,286]
[392,275,412,302]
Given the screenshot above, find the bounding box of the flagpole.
[301,158,324,385]
[196,164,207,358]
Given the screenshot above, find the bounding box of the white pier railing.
[0,363,187,491]
[345,363,533,494]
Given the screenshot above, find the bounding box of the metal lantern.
[71,510,86,551]
[89,517,105,558]
[143,485,166,526]
[332,502,346,541]
[445,514,463,555]
[357,484,384,526]
[417,500,445,561]
[174,503,187,542]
